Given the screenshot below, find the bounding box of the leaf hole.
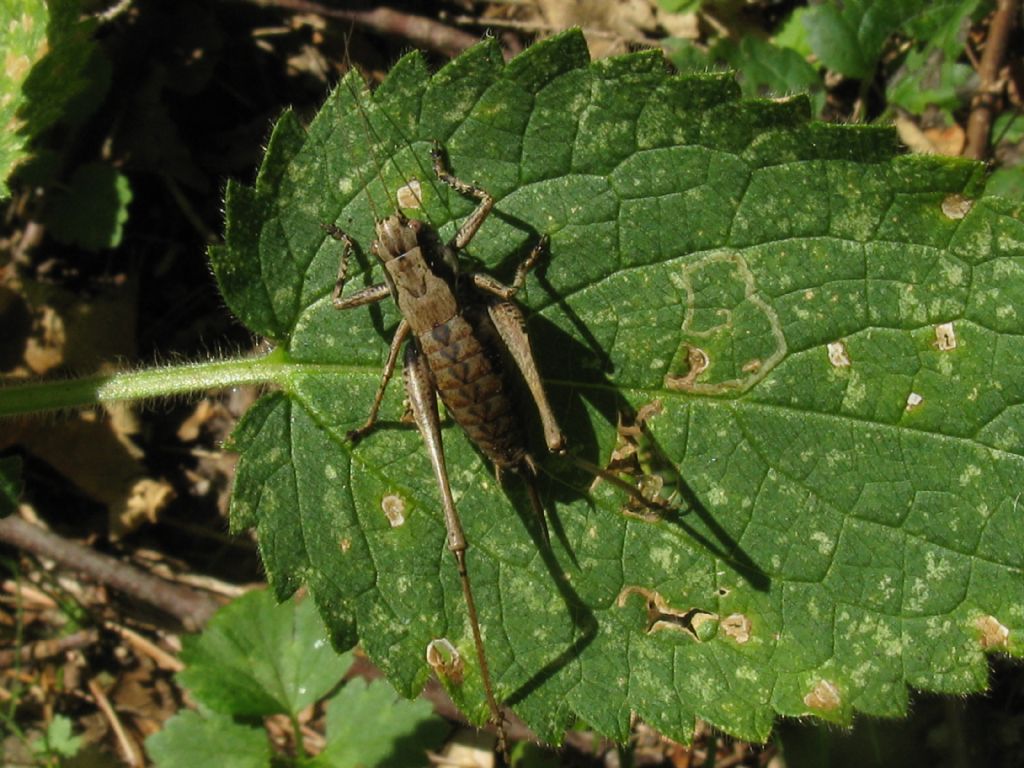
[934,322,957,351]
[616,586,718,642]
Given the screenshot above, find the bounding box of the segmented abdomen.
[418,315,525,469]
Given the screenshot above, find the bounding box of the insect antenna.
[338,34,455,244]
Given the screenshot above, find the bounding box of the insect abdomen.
[419,316,526,469]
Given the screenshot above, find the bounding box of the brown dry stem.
[0,515,221,630]
[238,0,485,57]
[964,0,1020,159]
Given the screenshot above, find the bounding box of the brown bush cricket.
[325,141,566,757]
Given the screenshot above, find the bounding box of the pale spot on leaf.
[804,679,841,711]
[426,638,464,684]
[974,615,1009,649]
[827,340,850,367]
[941,194,972,220]
[396,179,422,209]
[381,493,406,527]
[722,613,751,644]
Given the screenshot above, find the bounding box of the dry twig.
[89,677,143,767]
[238,0,486,58]
[964,0,1020,159]
[0,628,100,667]
[104,621,184,672]
[0,515,221,630]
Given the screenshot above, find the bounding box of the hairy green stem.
[0,350,292,418]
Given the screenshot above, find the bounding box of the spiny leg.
[402,344,508,761]
[510,235,548,296]
[430,141,494,250]
[487,300,565,455]
[471,235,549,300]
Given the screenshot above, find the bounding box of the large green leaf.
[213,31,1023,744]
[145,711,270,768]
[313,678,448,768]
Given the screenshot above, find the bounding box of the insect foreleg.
[509,235,548,295]
[334,282,391,311]
[402,343,507,757]
[325,223,392,310]
[430,141,494,250]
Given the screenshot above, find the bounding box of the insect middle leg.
[470,235,550,301]
[347,319,410,442]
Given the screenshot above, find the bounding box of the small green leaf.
[714,37,824,114]
[0,456,22,517]
[993,113,1024,146]
[662,38,712,74]
[17,0,109,135]
[901,0,983,57]
[31,715,83,759]
[657,0,702,12]
[218,30,1024,745]
[313,678,448,768]
[44,162,132,251]
[177,590,352,718]
[1,0,110,197]
[802,0,921,78]
[887,48,976,115]
[774,8,814,60]
[145,711,270,768]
